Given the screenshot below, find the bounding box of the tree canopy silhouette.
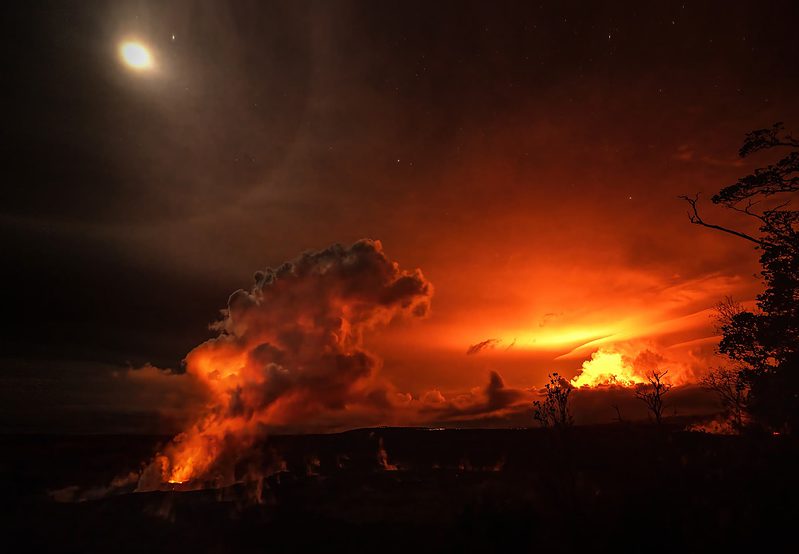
[682,123,799,433]
[533,373,573,428]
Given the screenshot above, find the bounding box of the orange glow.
[507,327,618,350]
[164,433,219,484]
[570,350,648,388]
[136,227,756,488]
[136,240,435,488]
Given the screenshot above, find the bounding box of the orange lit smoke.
[570,350,647,387]
[570,347,692,388]
[137,240,432,489]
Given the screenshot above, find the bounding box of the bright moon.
[119,41,153,70]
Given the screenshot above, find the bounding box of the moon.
[119,41,153,70]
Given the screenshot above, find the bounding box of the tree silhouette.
[681,122,799,433]
[634,370,672,424]
[701,366,749,432]
[533,373,573,428]
[696,298,752,431]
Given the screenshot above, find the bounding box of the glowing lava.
[570,350,648,388]
[137,240,433,489]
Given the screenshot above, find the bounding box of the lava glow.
[137,240,433,489]
[570,350,649,388]
[133,236,718,489]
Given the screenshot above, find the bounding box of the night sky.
[4,0,799,432]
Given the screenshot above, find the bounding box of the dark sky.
[4,0,799,432]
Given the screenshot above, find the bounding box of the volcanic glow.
[570,350,648,388]
[138,240,433,488]
[132,236,721,489]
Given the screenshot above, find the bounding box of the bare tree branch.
[635,370,673,424]
[679,194,768,246]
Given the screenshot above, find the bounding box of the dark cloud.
[421,371,531,422]
[466,338,502,355]
[0,360,207,434]
[425,382,720,429]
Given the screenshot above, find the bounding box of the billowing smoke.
[139,239,432,488]
[570,346,696,388]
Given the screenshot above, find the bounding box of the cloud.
[141,239,433,486]
[466,338,502,355]
[419,371,533,422]
[419,380,718,429]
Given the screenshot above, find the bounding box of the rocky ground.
[2,426,797,553]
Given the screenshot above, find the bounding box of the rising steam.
[138,239,432,489]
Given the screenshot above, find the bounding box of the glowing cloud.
[570,350,648,388]
[138,240,433,488]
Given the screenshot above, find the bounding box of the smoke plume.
[139,239,432,488]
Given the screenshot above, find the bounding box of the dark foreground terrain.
[2,425,798,553]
